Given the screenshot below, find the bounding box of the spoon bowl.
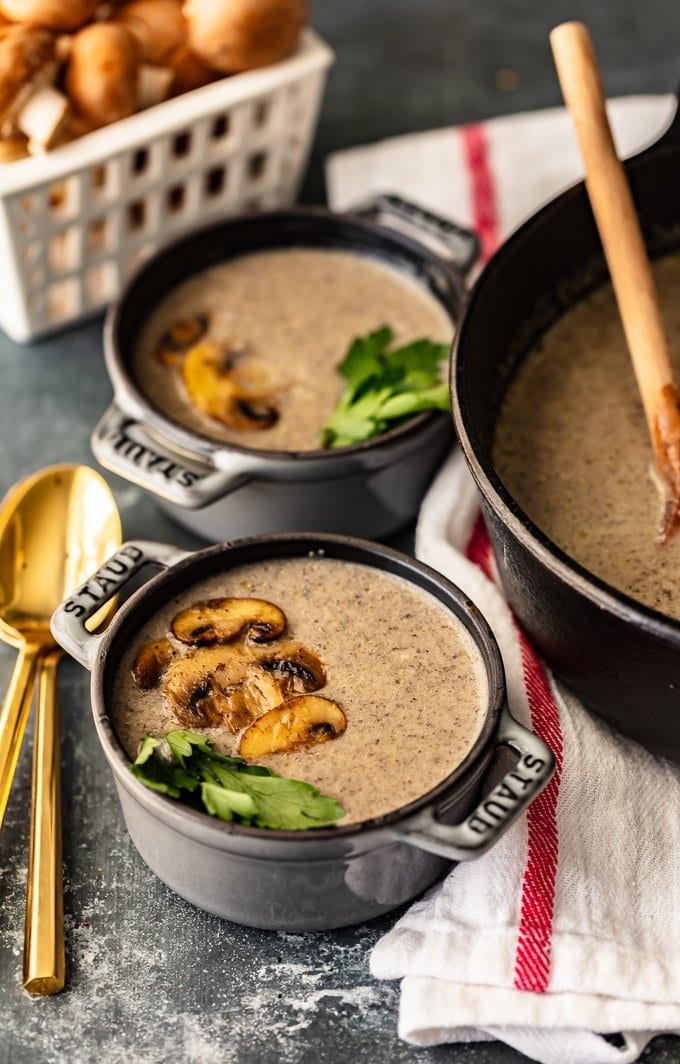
[0,465,121,649]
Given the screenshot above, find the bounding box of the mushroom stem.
[138,62,173,108]
[551,21,680,542]
[17,83,68,150]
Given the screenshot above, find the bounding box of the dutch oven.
[452,101,680,759]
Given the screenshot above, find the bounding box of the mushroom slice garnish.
[227,397,278,431]
[164,645,253,730]
[182,340,278,431]
[255,643,326,696]
[240,665,286,718]
[131,636,176,690]
[155,313,209,366]
[238,696,347,758]
[171,597,286,646]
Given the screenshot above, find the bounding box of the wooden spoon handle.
[550,21,676,447]
[24,650,64,996]
[0,645,39,830]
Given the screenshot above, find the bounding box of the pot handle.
[50,540,191,671]
[394,708,555,862]
[351,193,480,276]
[92,402,257,509]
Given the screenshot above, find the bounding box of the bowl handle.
[50,540,191,671]
[91,402,256,508]
[350,193,480,276]
[394,708,555,861]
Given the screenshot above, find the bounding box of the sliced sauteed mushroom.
[152,633,328,733]
[164,645,252,730]
[163,643,300,733]
[182,340,278,431]
[239,695,346,758]
[154,313,209,366]
[254,642,326,695]
[131,635,176,689]
[130,595,338,745]
[171,597,286,646]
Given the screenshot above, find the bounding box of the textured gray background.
[2,2,680,1062]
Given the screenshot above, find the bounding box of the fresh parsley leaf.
[131,729,345,830]
[338,325,394,398]
[201,782,257,822]
[237,774,346,830]
[321,327,451,448]
[131,740,200,797]
[135,735,162,765]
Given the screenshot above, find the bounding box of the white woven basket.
[0,29,333,343]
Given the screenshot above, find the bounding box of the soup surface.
[494,251,680,619]
[133,247,452,452]
[112,556,487,825]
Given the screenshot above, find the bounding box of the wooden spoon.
[550,21,680,541]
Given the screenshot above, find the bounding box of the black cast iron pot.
[452,103,680,759]
[50,533,553,930]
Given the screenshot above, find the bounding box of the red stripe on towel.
[464,515,564,993]
[460,123,500,261]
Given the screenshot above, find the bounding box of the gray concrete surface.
[2,2,680,1062]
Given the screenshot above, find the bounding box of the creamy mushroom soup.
[132,247,452,452]
[113,556,487,825]
[494,251,680,620]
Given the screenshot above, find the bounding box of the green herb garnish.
[320,326,451,448]
[131,729,345,830]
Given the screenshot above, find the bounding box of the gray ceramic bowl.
[51,533,554,930]
[91,195,479,542]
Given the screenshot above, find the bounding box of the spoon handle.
[0,645,39,829]
[550,21,680,539]
[23,650,64,996]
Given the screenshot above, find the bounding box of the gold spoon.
[0,465,121,994]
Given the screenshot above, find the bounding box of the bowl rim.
[452,154,680,650]
[103,205,463,466]
[92,532,506,845]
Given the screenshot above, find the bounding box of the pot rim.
[91,532,506,846]
[104,205,463,467]
[452,146,680,650]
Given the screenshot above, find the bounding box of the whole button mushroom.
[65,22,140,128]
[183,0,307,74]
[116,1,213,94]
[116,0,187,65]
[0,0,99,31]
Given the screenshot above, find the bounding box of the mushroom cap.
[0,0,98,31]
[183,0,307,74]
[182,340,279,431]
[166,41,213,94]
[131,636,177,689]
[239,695,347,758]
[164,645,252,729]
[0,24,54,125]
[116,0,186,65]
[155,313,209,366]
[65,22,140,128]
[171,597,287,646]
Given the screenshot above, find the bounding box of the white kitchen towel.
[326,97,680,1064]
